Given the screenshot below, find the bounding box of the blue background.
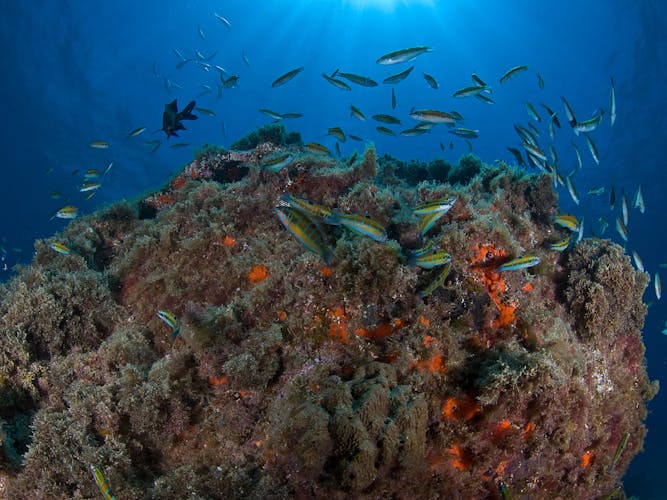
[1,1,665,496]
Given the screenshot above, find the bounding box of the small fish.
[328,126,346,142]
[621,191,629,226]
[609,432,630,472]
[587,187,605,196]
[423,73,438,89]
[221,74,239,88]
[610,187,616,209]
[84,169,101,180]
[391,88,396,110]
[376,126,397,137]
[400,128,429,137]
[475,92,495,104]
[84,191,97,201]
[90,464,115,500]
[127,126,146,138]
[453,85,486,98]
[561,96,578,127]
[349,134,363,142]
[498,480,513,500]
[350,104,366,121]
[465,139,473,152]
[347,151,358,165]
[413,195,457,216]
[325,212,387,242]
[419,262,451,299]
[335,142,341,157]
[337,72,378,87]
[49,191,61,199]
[305,142,331,155]
[598,217,609,235]
[198,25,205,40]
[89,140,110,149]
[632,250,644,272]
[162,99,198,138]
[195,107,216,117]
[275,206,332,263]
[521,142,547,162]
[499,65,528,84]
[583,133,600,165]
[572,141,583,169]
[537,73,544,89]
[573,109,604,135]
[157,310,180,338]
[554,214,580,232]
[79,182,101,192]
[376,46,432,65]
[271,67,304,88]
[418,210,447,237]
[382,66,414,85]
[526,102,541,122]
[409,109,456,124]
[322,73,351,90]
[49,242,71,255]
[372,113,401,125]
[170,142,190,148]
[610,76,616,126]
[655,273,661,300]
[281,193,332,219]
[566,176,580,205]
[496,255,541,272]
[507,147,526,167]
[172,48,185,61]
[214,13,232,29]
[259,108,284,120]
[615,217,628,242]
[242,50,250,67]
[633,185,645,214]
[471,73,488,88]
[549,237,571,252]
[51,205,79,220]
[409,250,451,269]
[261,152,293,173]
[449,128,479,139]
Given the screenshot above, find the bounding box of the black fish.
[162,99,198,138]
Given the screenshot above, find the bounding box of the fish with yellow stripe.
[409,249,451,269]
[275,206,333,263]
[281,193,332,219]
[324,212,387,242]
[413,195,457,216]
[496,255,541,272]
[157,310,180,338]
[419,262,451,299]
[90,464,116,500]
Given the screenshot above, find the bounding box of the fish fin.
[178,100,198,121]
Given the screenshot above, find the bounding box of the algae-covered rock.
[0,132,655,499]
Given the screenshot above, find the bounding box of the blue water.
[1,0,665,495]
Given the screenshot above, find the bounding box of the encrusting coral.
[0,125,657,499]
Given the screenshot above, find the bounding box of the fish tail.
[178,101,198,121]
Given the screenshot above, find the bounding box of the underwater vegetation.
[0,125,657,498]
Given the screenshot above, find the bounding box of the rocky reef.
[0,125,657,498]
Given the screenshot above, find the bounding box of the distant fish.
[499,65,528,84]
[573,109,604,135]
[376,126,397,137]
[507,147,525,167]
[89,140,109,149]
[261,152,293,173]
[376,46,432,65]
[561,96,578,127]
[391,87,397,109]
[610,186,616,209]
[610,76,617,126]
[275,206,332,263]
[325,212,387,242]
[632,250,645,272]
[471,73,489,88]
[571,140,583,169]
[170,143,190,148]
[655,273,662,300]
[271,67,304,88]
[566,176,580,205]
[453,85,486,98]
[337,72,378,87]
[127,126,146,138]
[328,126,346,142]
[195,107,216,117]
[79,182,101,193]
[583,133,600,165]
[214,12,232,29]
[449,128,478,139]
[322,72,351,90]
[621,190,629,225]
[475,92,495,104]
[350,104,366,121]
[51,205,78,220]
[372,113,401,125]
[198,25,206,40]
[162,99,198,138]
[526,102,541,122]
[496,255,541,272]
[242,49,250,67]
[537,73,545,89]
[633,185,645,214]
[587,187,604,196]
[615,217,628,242]
[305,142,331,155]
[409,109,456,124]
[423,73,438,89]
[382,66,414,85]
[259,108,284,120]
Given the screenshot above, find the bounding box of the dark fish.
[391,88,396,109]
[382,65,414,84]
[272,67,304,88]
[322,72,351,90]
[338,72,378,87]
[423,73,438,89]
[376,46,432,65]
[499,65,528,84]
[372,113,401,124]
[537,73,545,89]
[162,99,198,138]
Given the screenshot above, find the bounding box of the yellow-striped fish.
[549,237,571,252]
[90,464,116,500]
[157,310,180,338]
[499,65,528,84]
[409,250,451,269]
[89,140,110,149]
[51,205,79,220]
[554,214,579,232]
[418,210,447,237]
[49,242,71,255]
[419,262,451,299]
[413,195,457,216]
[281,193,332,219]
[496,255,541,272]
[275,206,333,263]
[325,212,387,243]
[261,152,293,173]
[305,142,331,155]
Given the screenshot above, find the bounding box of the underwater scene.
[0,0,666,498]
